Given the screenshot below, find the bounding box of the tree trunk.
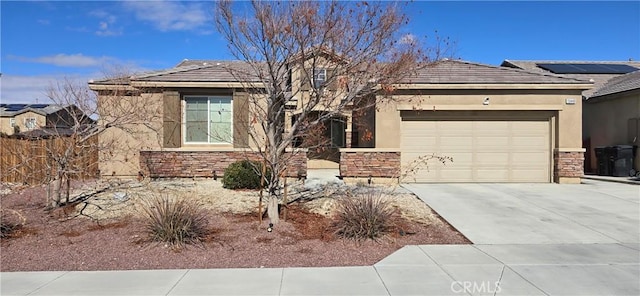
[267,194,279,225]
[48,177,61,209]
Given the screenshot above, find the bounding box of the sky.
[1,1,639,104]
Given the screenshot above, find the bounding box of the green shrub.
[333,189,396,241]
[141,194,208,248]
[222,160,271,190]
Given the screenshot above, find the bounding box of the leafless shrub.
[333,188,396,241]
[0,208,26,239]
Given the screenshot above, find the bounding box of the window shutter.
[300,70,311,91]
[327,69,337,91]
[233,92,250,148]
[163,91,181,148]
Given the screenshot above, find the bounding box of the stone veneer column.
[339,149,400,178]
[554,148,585,184]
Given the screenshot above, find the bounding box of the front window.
[313,68,326,88]
[9,118,15,127]
[24,117,36,130]
[184,96,232,144]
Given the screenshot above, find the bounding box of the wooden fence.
[0,135,99,185]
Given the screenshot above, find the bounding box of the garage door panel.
[438,169,474,182]
[402,138,437,150]
[512,121,548,133]
[475,121,510,135]
[475,153,509,166]
[440,137,473,151]
[511,170,548,182]
[512,136,548,149]
[401,117,550,183]
[476,170,509,181]
[512,152,549,164]
[404,152,473,165]
[438,121,473,134]
[476,136,510,147]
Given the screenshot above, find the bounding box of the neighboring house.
[0,104,93,137]
[501,60,640,173]
[583,70,640,174]
[89,59,592,184]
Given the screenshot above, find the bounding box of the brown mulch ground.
[0,181,470,272]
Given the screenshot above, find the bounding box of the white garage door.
[401,118,550,183]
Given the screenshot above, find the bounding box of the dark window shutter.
[233,92,250,148]
[163,91,181,148]
[300,70,311,91]
[327,69,337,91]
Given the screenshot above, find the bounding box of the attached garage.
[401,111,552,183]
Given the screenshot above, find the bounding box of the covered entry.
[401,111,552,183]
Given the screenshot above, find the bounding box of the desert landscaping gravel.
[0,179,469,271]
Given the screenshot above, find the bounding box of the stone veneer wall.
[340,150,400,178]
[554,151,584,180]
[140,150,307,178]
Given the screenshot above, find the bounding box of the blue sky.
[1,1,639,104]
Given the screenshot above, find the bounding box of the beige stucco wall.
[0,112,46,135]
[98,93,163,177]
[376,89,584,150]
[583,91,640,171]
[0,117,12,135]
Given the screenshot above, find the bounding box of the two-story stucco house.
[0,104,86,136]
[89,58,592,184]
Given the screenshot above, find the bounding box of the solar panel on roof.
[537,63,639,74]
[29,104,49,109]
[4,104,28,112]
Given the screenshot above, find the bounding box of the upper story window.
[24,117,37,130]
[313,68,326,88]
[9,118,15,127]
[184,96,233,144]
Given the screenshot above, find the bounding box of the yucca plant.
[141,194,208,248]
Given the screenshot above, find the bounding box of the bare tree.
[40,70,162,209]
[215,0,447,225]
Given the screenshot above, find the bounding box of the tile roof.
[405,60,590,84]
[589,70,640,99]
[0,104,64,117]
[500,60,640,96]
[132,60,262,83]
[90,59,591,87]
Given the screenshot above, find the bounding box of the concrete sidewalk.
[3,180,639,295]
[3,243,639,295]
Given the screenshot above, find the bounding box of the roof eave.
[587,88,640,102]
[393,83,593,90]
[129,81,265,88]
[88,83,138,91]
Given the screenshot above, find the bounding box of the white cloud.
[89,9,122,36]
[0,75,82,104]
[123,1,210,32]
[9,54,117,68]
[96,22,122,37]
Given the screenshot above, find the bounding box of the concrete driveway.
[396,179,639,295]
[403,179,640,244]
